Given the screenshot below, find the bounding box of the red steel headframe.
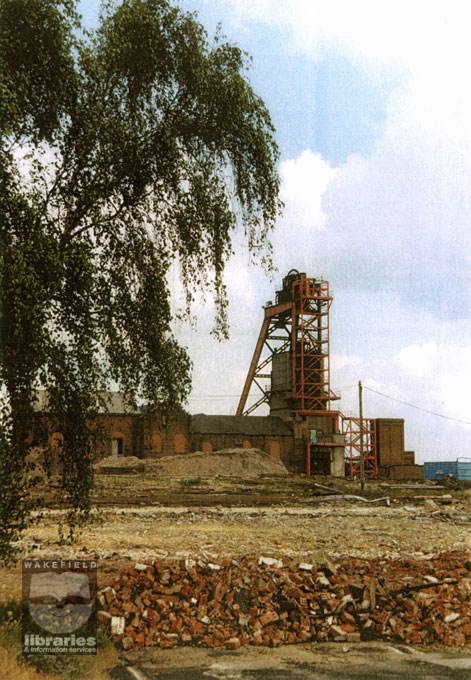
[291,277,338,414]
[237,275,338,416]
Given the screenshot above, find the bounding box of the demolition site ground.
[19,473,471,563]
[2,472,471,679]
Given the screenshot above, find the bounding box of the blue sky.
[79,0,471,463]
[79,0,393,165]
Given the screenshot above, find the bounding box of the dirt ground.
[16,474,471,565]
[120,641,471,679]
[4,473,471,679]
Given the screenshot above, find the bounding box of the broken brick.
[97,549,471,650]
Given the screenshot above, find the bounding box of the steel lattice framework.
[236,271,379,479]
[236,275,338,416]
[342,417,378,478]
[291,277,336,413]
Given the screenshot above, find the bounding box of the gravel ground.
[15,499,471,565]
[3,484,471,679]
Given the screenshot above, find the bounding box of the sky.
[80,0,471,463]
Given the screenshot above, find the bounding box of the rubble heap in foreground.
[98,550,471,650]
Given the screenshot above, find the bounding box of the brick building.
[188,414,294,462]
[375,418,423,480]
[37,391,305,472]
[36,391,422,478]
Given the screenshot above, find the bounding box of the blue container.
[424,459,471,480]
[423,461,457,479]
[457,459,471,481]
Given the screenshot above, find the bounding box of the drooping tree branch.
[0,0,282,562]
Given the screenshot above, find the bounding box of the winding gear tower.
[237,270,377,478]
[237,270,338,418]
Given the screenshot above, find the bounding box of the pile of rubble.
[144,448,289,478]
[98,550,471,649]
[95,456,145,474]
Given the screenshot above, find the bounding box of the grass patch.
[0,599,119,680]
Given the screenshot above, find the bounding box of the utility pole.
[359,380,365,491]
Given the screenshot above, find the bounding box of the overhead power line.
[363,385,471,427]
[188,394,255,400]
[189,385,471,427]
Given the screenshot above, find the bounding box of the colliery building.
[41,271,423,480]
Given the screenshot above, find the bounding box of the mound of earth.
[95,455,145,474]
[145,448,288,478]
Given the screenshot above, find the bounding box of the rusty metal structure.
[237,270,379,479]
[236,270,338,417]
[342,417,378,478]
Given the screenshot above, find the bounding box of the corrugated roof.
[191,414,292,436]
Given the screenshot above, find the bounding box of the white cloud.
[218,0,471,141]
[279,150,336,230]
[394,341,471,423]
[269,151,338,276]
[317,129,471,314]
[331,353,361,371]
[174,0,471,463]
[211,0,471,313]
[219,0,469,69]
[395,342,439,378]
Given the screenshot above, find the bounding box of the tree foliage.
[0,0,281,561]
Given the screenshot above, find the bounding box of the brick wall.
[376,419,405,465]
[189,433,293,460]
[41,412,142,461]
[378,464,424,480]
[142,415,191,457]
[96,414,142,459]
[40,408,316,475]
[282,439,305,474]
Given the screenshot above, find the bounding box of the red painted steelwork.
[237,275,338,417]
[236,302,292,416]
[291,278,338,413]
[342,417,378,478]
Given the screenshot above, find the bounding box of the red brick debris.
[97,551,471,650]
